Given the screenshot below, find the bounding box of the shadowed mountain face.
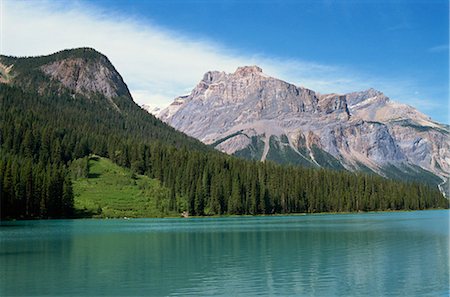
[158,66,449,190]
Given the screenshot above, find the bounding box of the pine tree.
[228,176,242,214]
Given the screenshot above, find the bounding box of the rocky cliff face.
[158,66,449,189]
[41,56,129,99]
[0,48,131,109]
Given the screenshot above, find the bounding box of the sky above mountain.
[1,0,448,123]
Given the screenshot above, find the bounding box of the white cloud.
[0,0,355,105]
[0,0,446,123]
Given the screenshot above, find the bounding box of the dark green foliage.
[0,152,73,219]
[391,119,449,134]
[1,49,447,219]
[279,134,290,144]
[0,50,208,219]
[139,148,448,214]
[71,157,90,179]
[266,135,316,167]
[311,145,345,170]
[354,162,377,175]
[381,164,443,188]
[233,135,265,161]
[1,48,131,97]
[210,131,244,148]
[1,48,103,71]
[234,135,265,161]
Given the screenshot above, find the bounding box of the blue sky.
[1,0,448,123]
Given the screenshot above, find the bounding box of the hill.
[158,66,449,190]
[0,48,447,219]
[72,156,179,218]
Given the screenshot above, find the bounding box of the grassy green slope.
[72,156,178,218]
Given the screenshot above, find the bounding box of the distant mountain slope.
[0,48,209,219]
[0,48,209,151]
[1,49,446,220]
[1,47,130,100]
[158,66,449,190]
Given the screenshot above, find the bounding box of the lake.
[1,210,448,296]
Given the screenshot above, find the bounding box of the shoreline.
[2,208,448,222]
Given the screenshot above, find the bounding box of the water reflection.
[0,211,448,296]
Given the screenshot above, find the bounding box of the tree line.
[109,143,447,215]
[0,79,447,219]
[0,151,73,218]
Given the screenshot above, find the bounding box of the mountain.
[1,49,446,220]
[0,48,129,102]
[158,66,449,191]
[0,48,208,151]
[141,104,161,115]
[0,47,208,219]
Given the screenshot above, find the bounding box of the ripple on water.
[0,210,448,296]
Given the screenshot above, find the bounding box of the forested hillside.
[0,49,447,219]
[71,156,175,218]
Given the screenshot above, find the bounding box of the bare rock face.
[141,104,161,115]
[346,88,385,106]
[1,48,131,110]
[0,63,13,84]
[158,66,449,188]
[41,55,129,99]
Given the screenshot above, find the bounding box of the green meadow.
[72,156,177,218]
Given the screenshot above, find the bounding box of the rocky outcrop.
[0,62,13,84]
[41,56,129,99]
[0,48,131,110]
[158,66,449,188]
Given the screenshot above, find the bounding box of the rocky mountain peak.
[158,67,449,189]
[40,49,130,99]
[317,93,350,117]
[346,88,387,106]
[235,65,263,76]
[1,48,131,101]
[201,71,226,84]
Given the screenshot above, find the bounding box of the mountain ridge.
[0,48,131,111]
[158,66,449,191]
[1,48,447,220]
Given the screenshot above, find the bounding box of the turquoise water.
[1,210,448,296]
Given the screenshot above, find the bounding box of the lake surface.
[1,210,448,296]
